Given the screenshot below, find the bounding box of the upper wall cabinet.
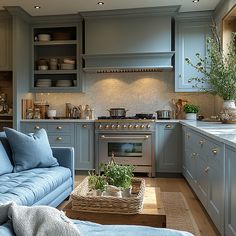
[0,12,12,71]
[31,14,83,92]
[80,7,178,72]
[175,13,212,92]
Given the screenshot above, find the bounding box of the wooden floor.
[63,175,220,236]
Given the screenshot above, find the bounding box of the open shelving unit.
[32,25,83,92]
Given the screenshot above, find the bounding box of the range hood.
[81,6,178,73]
[82,52,174,73]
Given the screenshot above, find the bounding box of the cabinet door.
[175,21,210,92]
[75,123,94,170]
[156,123,181,173]
[185,148,197,191]
[196,157,208,209]
[0,15,12,71]
[225,146,236,236]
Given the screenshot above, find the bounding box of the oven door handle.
[100,135,149,140]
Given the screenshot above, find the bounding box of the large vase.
[219,100,236,124]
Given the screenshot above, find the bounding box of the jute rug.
[160,192,201,236]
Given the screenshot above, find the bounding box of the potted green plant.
[88,170,107,196]
[183,104,199,120]
[101,159,135,197]
[185,21,236,123]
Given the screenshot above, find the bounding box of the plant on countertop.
[185,21,236,100]
[183,104,199,114]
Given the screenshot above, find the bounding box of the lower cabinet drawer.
[47,123,74,134]
[48,134,74,146]
[22,123,47,133]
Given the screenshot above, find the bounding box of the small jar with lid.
[33,108,41,119]
[26,108,34,119]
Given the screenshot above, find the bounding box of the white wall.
[36,72,216,118]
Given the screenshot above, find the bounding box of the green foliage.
[101,159,134,190]
[185,21,236,100]
[183,104,199,113]
[88,170,107,192]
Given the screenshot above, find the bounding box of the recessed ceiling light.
[34,6,41,9]
[97,2,104,5]
[192,0,199,2]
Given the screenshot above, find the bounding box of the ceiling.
[0,0,221,16]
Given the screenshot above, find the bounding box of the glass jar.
[26,108,34,119]
[33,108,41,119]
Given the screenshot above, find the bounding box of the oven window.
[108,143,142,157]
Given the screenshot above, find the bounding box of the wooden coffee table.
[64,187,166,228]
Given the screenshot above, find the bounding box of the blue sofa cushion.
[0,132,12,162]
[4,128,59,172]
[0,166,71,206]
[0,142,13,175]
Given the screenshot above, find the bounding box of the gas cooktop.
[97,116,156,120]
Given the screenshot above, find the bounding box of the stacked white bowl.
[36,79,52,87]
[56,80,72,87]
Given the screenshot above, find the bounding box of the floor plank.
[60,175,220,236]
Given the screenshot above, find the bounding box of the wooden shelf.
[34,70,77,74]
[34,40,77,46]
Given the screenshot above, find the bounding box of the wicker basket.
[70,177,145,214]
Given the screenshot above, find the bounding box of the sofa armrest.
[51,147,75,189]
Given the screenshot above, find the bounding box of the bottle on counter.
[26,108,34,119]
[33,108,41,119]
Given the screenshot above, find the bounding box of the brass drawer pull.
[56,137,62,141]
[82,124,88,128]
[57,126,62,130]
[34,125,40,130]
[212,149,218,155]
[165,124,172,129]
[204,167,210,173]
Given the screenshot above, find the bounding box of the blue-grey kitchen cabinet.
[0,12,12,71]
[31,15,84,93]
[156,123,182,173]
[20,122,75,147]
[225,145,236,236]
[75,123,94,170]
[182,126,224,234]
[21,121,95,171]
[175,15,211,92]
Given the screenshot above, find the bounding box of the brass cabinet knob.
[56,137,62,141]
[191,153,197,159]
[165,124,172,129]
[34,125,40,130]
[212,149,218,155]
[199,140,204,145]
[82,124,88,128]
[57,126,62,130]
[204,167,210,173]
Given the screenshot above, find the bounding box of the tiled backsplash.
[36,72,217,118]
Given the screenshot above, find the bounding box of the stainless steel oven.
[95,120,155,177]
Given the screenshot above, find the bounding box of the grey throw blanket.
[0,202,80,236]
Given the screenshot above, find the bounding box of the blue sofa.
[0,132,74,207]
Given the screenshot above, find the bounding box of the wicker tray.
[70,177,145,214]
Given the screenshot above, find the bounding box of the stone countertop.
[180,120,236,149]
[21,119,95,123]
[155,119,184,123]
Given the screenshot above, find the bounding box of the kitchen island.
[21,119,236,235]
